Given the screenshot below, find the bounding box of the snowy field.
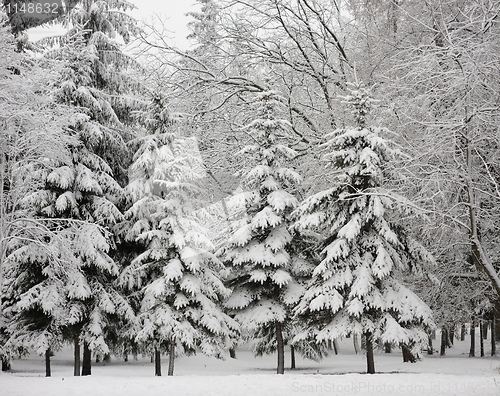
[2,336,499,396]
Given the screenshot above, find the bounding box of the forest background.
[1,0,499,378]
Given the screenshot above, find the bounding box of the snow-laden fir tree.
[43,0,141,375]
[121,93,238,376]
[7,0,142,375]
[293,82,435,374]
[0,22,78,373]
[15,34,136,373]
[219,87,307,374]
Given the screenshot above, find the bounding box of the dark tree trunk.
[229,347,236,359]
[461,324,466,341]
[480,321,485,357]
[332,339,339,355]
[440,327,447,356]
[168,341,175,376]
[384,342,391,353]
[402,345,417,363]
[276,321,284,374]
[73,336,80,376]
[494,300,500,342]
[353,333,359,354]
[290,345,296,369]
[45,349,51,377]
[82,341,91,376]
[449,326,455,345]
[155,348,161,376]
[491,318,496,356]
[365,331,375,374]
[428,333,434,355]
[469,318,476,357]
[2,356,11,371]
[482,321,488,339]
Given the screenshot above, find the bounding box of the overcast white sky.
[28,0,199,47]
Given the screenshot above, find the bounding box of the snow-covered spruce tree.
[51,38,135,376]
[11,1,142,374]
[293,82,435,374]
[0,21,80,373]
[219,88,306,375]
[121,93,238,376]
[0,19,86,368]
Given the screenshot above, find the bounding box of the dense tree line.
[1,0,499,377]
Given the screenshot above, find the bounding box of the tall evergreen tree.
[219,87,305,374]
[121,93,238,376]
[293,82,435,374]
[0,21,78,373]
[20,33,135,375]
[2,0,142,376]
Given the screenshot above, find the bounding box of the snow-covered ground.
[2,335,499,396]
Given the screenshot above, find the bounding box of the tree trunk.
[168,341,175,376]
[73,336,80,376]
[449,326,455,345]
[428,333,434,355]
[469,318,476,357]
[480,321,485,357]
[494,301,500,342]
[1,356,11,371]
[465,137,500,300]
[82,341,91,376]
[365,331,375,374]
[440,327,447,356]
[229,347,236,359]
[402,344,417,363]
[332,339,339,355]
[461,324,466,341]
[276,321,285,374]
[290,345,296,369]
[482,321,488,339]
[465,137,500,343]
[45,349,51,377]
[384,342,391,353]
[155,348,161,376]
[353,333,359,354]
[491,318,496,356]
